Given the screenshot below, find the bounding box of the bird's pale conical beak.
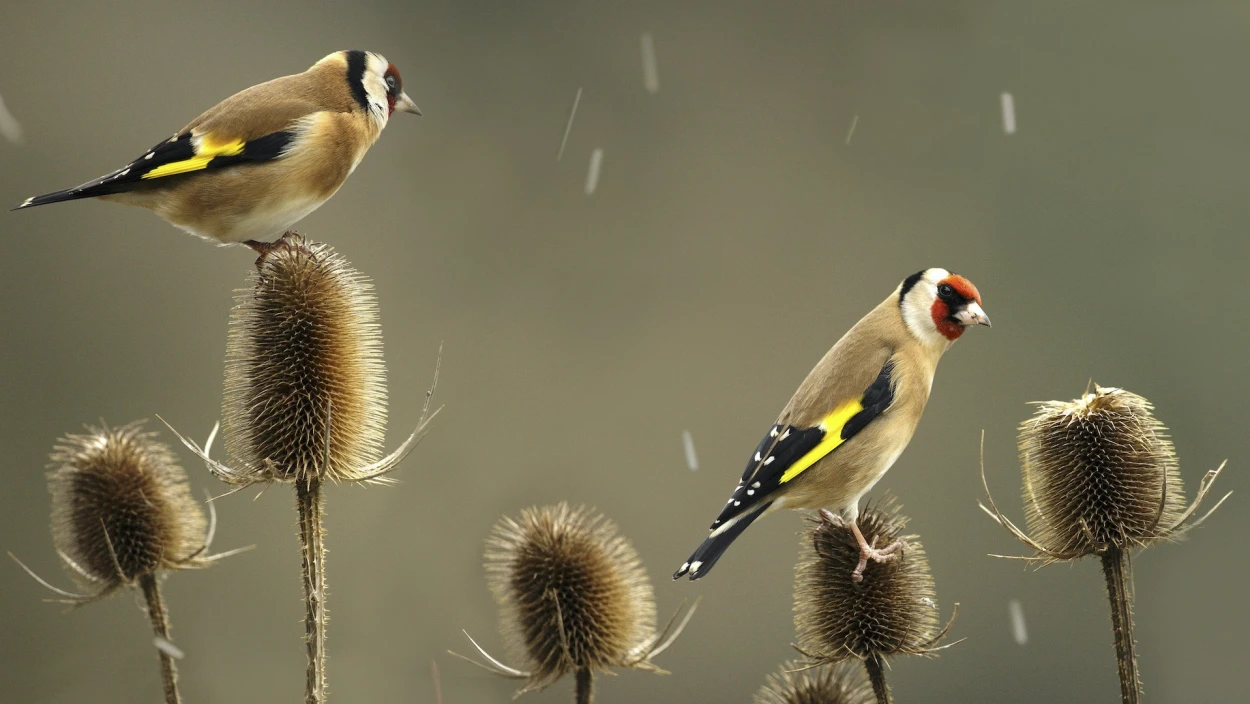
[396,92,422,116]
[955,301,992,328]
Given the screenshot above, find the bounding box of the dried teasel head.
[219,236,386,485]
[754,660,874,704]
[454,503,696,695]
[50,421,206,587]
[981,385,1229,562]
[162,237,440,490]
[1022,385,1183,554]
[8,421,248,606]
[794,498,956,664]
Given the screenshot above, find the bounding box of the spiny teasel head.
[754,660,874,704]
[221,236,387,485]
[979,384,1231,563]
[794,499,956,663]
[48,421,207,591]
[1018,385,1185,556]
[461,503,695,696]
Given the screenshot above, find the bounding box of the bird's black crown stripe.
[899,270,925,304]
[345,50,370,111]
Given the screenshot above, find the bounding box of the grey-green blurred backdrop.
[2,1,1247,702]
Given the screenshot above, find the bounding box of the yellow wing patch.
[141,134,245,179]
[778,399,863,483]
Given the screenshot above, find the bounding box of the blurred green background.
[2,1,1247,701]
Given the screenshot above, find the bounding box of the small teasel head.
[754,660,874,704]
[48,421,207,591]
[221,236,387,485]
[794,498,956,663]
[1018,385,1187,556]
[458,503,695,695]
[486,503,654,688]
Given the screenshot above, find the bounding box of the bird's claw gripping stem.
[245,231,306,267]
[818,508,904,583]
[850,521,903,583]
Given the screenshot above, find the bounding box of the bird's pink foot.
[244,238,283,265]
[849,520,904,584]
[244,232,304,266]
[818,508,845,528]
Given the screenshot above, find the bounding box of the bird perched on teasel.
[674,268,990,582]
[13,50,420,254]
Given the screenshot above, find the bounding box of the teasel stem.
[297,477,327,704]
[864,653,889,704]
[575,667,593,704]
[1101,546,1139,704]
[139,573,181,704]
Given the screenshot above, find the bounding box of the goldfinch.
[674,268,990,582]
[14,50,420,252]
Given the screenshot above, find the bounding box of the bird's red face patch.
[943,275,982,305]
[930,274,983,341]
[383,63,402,115]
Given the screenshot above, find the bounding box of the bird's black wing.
[15,129,295,209]
[674,358,896,580]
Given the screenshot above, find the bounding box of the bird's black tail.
[673,501,772,581]
[13,182,129,210]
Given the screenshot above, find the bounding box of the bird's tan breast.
[779,303,941,512]
[785,364,932,512]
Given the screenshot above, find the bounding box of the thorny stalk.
[297,477,327,704]
[575,667,593,704]
[864,653,889,704]
[140,574,182,704]
[1102,546,1139,704]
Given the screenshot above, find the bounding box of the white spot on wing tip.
[690,560,702,574]
[733,500,741,506]
[763,456,774,465]
[746,489,754,495]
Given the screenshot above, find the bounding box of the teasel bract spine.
[163,236,441,704]
[452,503,697,703]
[9,421,247,704]
[981,385,1230,704]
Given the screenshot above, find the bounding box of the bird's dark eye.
[385,75,397,93]
[938,283,955,299]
